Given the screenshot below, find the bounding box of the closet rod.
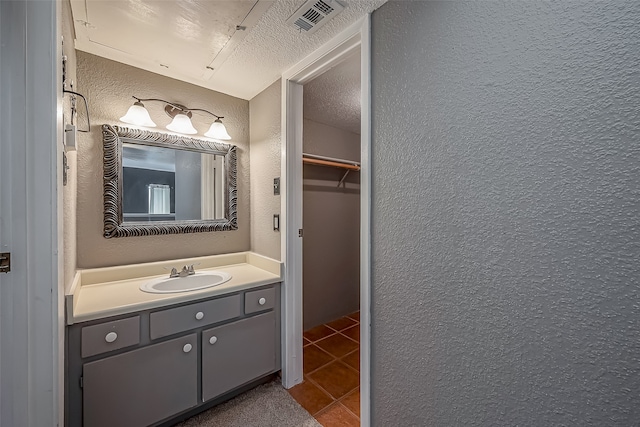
[302,152,360,167]
[303,157,361,171]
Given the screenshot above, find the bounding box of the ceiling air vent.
[286,0,346,35]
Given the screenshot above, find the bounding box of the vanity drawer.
[150,294,242,340]
[245,286,276,314]
[81,316,140,358]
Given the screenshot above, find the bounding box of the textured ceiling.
[71,0,386,100]
[304,52,360,134]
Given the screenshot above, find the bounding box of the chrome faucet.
[168,264,196,278]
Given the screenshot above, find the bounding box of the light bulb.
[166,113,197,135]
[204,118,232,140]
[119,102,157,127]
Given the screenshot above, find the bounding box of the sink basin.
[140,271,232,294]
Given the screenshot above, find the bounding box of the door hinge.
[298,229,303,238]
[0,252,10,273]
[63,152,69,186]
[79,376,83,389]
[273,177,280,195]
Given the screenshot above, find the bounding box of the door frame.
[0,0,62,425]
[280,15,372,425]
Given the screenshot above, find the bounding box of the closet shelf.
[302,153,360,187]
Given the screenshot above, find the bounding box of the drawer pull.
[209,336,218,345]
[105,332,118,343]
[183,343,192,353]
[195,311,204,320]
[258,297,267,306]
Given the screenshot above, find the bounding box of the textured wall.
[249,79,281,261]
[303,53,361,135]
[303,119,360,329]
[76,52,250,268]
[61,0,77,290]
[371,2,640,425]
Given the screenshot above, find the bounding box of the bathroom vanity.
[65,252,282,427]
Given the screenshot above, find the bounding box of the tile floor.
[288,312,360,427]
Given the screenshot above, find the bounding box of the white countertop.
[66,252,282,324]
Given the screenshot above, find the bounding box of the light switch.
[273,214,280,231]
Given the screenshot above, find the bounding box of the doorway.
[287,49,362,424]
[280,16,372,426]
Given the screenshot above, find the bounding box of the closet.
[302,136,360,328]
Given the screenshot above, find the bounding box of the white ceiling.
[70,0,386,101]
[304,51,360,134]
[122,144,176,172]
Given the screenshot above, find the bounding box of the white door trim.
[0,0,62,425]
[358,15,372,427]
[280,15,372,426]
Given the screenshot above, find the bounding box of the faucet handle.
[166,267,178,278]
[187,264,196,275]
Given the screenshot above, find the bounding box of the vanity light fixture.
[120,96,232,140]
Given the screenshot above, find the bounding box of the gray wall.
[75,52,250,268]
[249,79,282,261]
[371,2,640,426]
[303,119,360,329]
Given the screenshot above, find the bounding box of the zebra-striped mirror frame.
[102,124,238,238]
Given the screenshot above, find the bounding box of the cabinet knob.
[105,332,118,343]
[209,336,218,345]
[195,311,204,320]
[258,297,266,306]
[183,343,192,353]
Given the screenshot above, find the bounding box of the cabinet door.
[83,334,198,427]
[202,311,276,402]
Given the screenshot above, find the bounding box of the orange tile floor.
[288,312,360,427]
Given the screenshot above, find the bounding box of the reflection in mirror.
[121,144,226,222]
[102,125,237,238]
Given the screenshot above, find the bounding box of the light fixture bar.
[188,107,223,120]
[132,97,223,119]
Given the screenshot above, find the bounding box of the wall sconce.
[120,96,232,140]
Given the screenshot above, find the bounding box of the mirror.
[121,144,226,222]
[102,124,237,238]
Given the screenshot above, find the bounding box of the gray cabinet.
[150,294,241,340]
[81,315,140,358]
[202,311,276,401]
[83,334,197,427]
[66,284,280,427]
[244,287,276,314]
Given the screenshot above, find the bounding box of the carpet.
[174,380,322,427]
